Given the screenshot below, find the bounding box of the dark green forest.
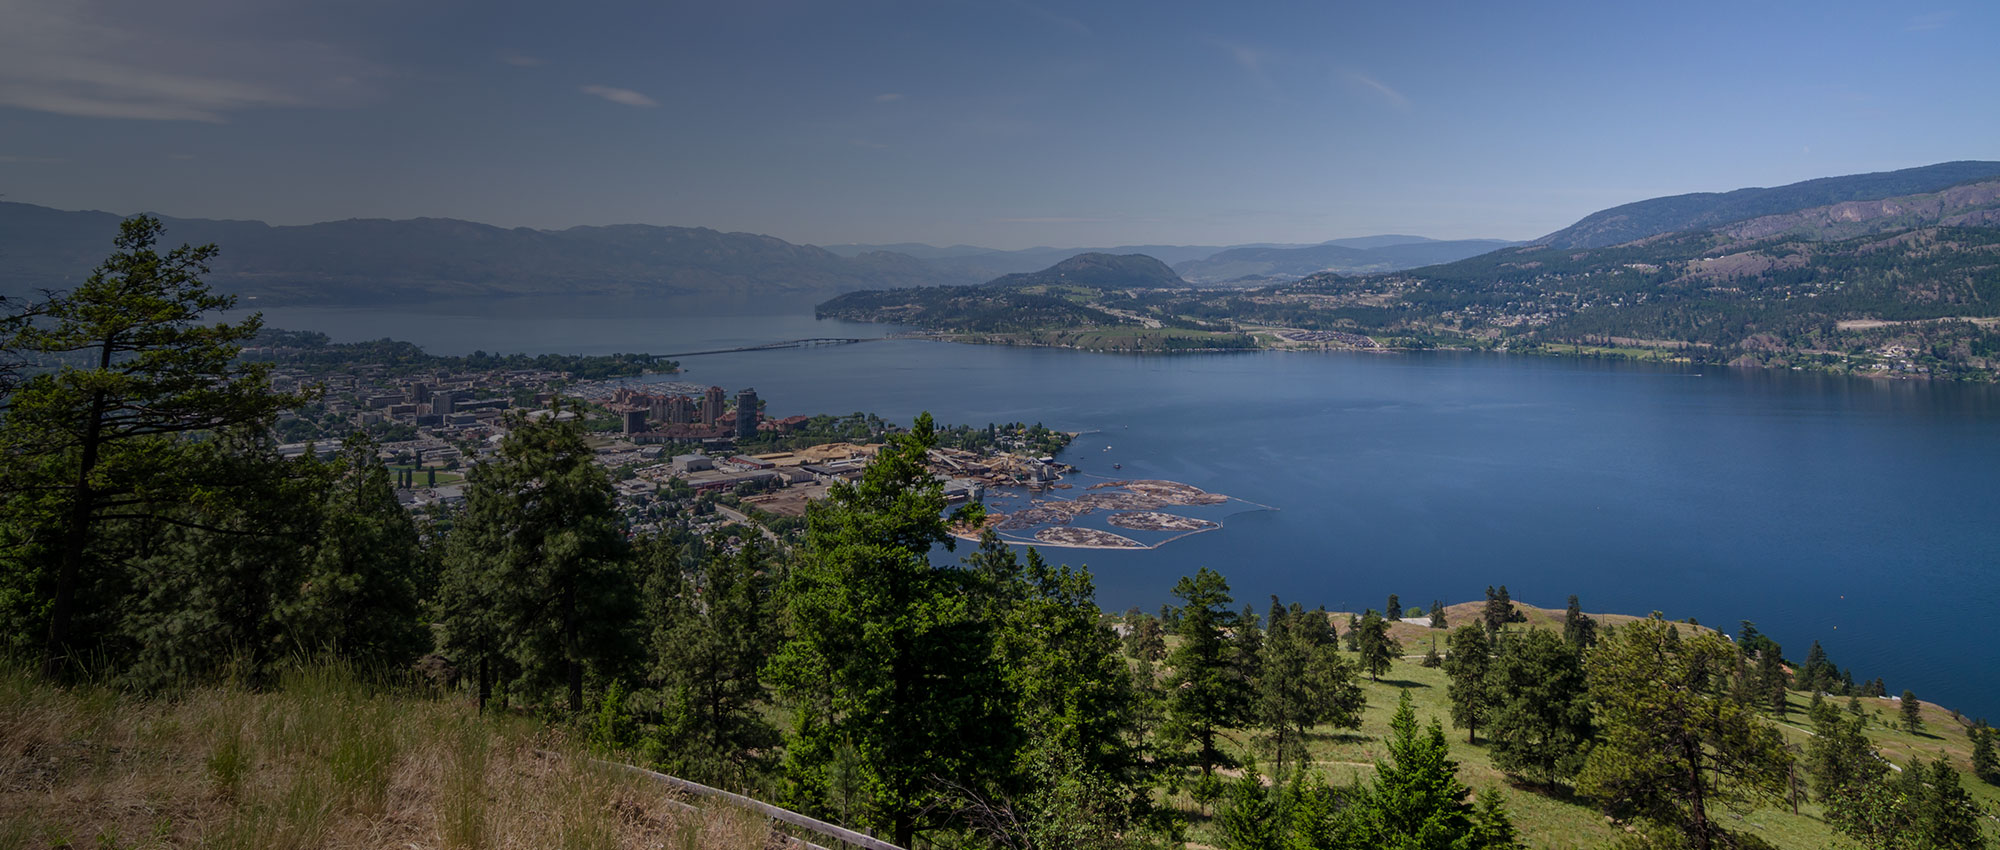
[4,220,1995,849]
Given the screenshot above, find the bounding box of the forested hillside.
[818,252,1259,351]
[5,218,1996,849]
[1534,161,2000,249]
[0,201,970,306]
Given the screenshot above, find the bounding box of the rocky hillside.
[1534,161,2000,250]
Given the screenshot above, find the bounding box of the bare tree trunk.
[44,376,109,674]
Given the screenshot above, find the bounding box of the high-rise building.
[664,394,696,424]
[622,409,648,435]
[735,388,759,439]
[703,386,726,425]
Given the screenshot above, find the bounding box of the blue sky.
[2,0,1995,249]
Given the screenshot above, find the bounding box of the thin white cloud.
[1214,40,1279,98]
[992,217,1111,224]
[1341,70,1410,110]
[873,92,905,103]
[502,52,546,68]
[1017,3,1091,36]
[0,0,381,122]
[581,85,659,108]
[1906,11,1953,30]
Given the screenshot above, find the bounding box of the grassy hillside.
[0,663,777,849]
[1159,602,2000,850]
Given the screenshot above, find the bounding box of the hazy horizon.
[3,1,1997,250]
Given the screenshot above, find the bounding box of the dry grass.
[0,662,778,849]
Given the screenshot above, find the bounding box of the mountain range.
[1532,160,2000,250]
[0,203,958,308]
[819,162,2000,372]
[0,202,1510,306]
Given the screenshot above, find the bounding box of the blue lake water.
[244,300,2000,719]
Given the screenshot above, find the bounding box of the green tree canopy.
[0,216,302,669]
[434,404,636,713]
[1577,616,1793,850]
[1484,628,1592,787]
[1163,566,1248,778]
[1442,625,1492,744]
[766,412,1003,847]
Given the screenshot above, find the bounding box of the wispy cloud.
[1340,70,1410,110]
[1214,40,1280,98]
[1906,11,1953,30]
[1017,2,1091,37]
[0,0,380,122]
[991,216,1111,224]
[581,85,658,108]
[501,52,546,68]
[873,92,905,103]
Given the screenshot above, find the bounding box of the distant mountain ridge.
[0,202,978,307]
[1173,237,1520,283]
[986,252,1186,289]
[1535,160,2000,250]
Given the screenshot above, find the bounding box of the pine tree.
[118,435,328,687]
[1428,599,1447,629]
[1482,585,1517,635]
[1828,757,1985,850]
[1364,691,1483,848]
[1162,566,1247,778]
[1466,789,1525,849]
[1969,721,1996,784]
[279,433,425,667]
[767,413,1005,847]
[1800,640,1834,694]
[1900,690,1924,734]
[1484,628,1592,787]
[1386,593,1401,622]
[640,534,779,787]
[1255,596,1363,777]
[1355,610,1398,682]
[994,545,1141,788]
[1578,616,1794,850]
[1755,642,1789,716]
[1236,603,1265,684]
[1561,594,1596,650]
[1216,769,1280,850]
[0,216,303,670]
[437,405,635,713]
[1443,625,1492,743]
[1806,700,1886,806]
[1123,612,1166,661]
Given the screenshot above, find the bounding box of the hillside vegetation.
[0,663,776,849]
[0,202,970,307]
[825,169,2000,378]
[1535,161,2000,250]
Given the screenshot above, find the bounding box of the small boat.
[1112,463,1122,470]
[1103,445,1112,451]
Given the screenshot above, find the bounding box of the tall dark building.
[703,386,726,425]
[735,387,759,439]
[664,394,695,424]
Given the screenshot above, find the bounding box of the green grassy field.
[1156,602,2000,849]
